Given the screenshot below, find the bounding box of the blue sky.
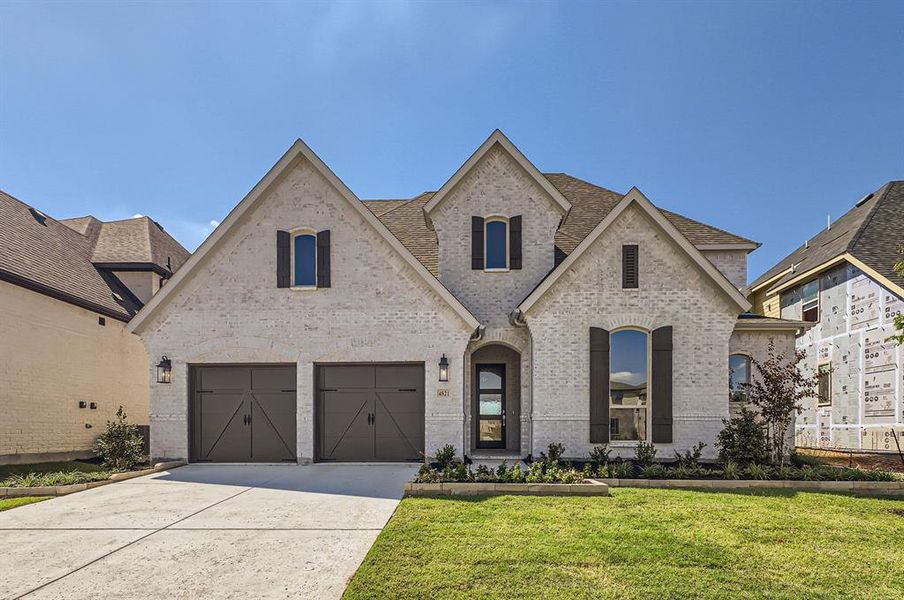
[1,1,901,282]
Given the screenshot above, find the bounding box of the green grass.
[0,496,51,512]
[344,489,904,599]
[0,460,112,488]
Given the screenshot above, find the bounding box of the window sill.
[483,268,510,273]
[290,285,318,291]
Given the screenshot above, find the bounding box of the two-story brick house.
[129,131,806,463]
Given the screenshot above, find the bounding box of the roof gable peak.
[423,129,571,216]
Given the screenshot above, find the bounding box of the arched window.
[609,329,649,441]
[484,218,508,270]
[729,354,750,403]
[293,232,317,287]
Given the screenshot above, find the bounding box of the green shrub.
[560,469,584,484]
[507,463,525,483]
[582,462,595,480]
[722,460,741,480]
[716,408,771,466]
[474,464,494,481]
[744,463,773,480]
[675,442,706,469]
[525,460,546,483]
[610,461,634,479]
[93,406,145,471]
[669,465,698,480]
[1,470,111,488]
[640,463,666,479]
[434,444,457,469]
[634,442,657,467]
[589,445,610,465]
[541,442,566,466]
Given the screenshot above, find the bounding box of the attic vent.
[28,207,48,226]
[855,193,873,207]
[112,292,124,302]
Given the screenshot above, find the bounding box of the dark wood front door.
[190,365,297,462]
[476,364,505,449]
[316,364,424,462]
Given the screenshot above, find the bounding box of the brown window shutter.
[651,326,673,443]
[589,327,610,443]
[509,215,522,270]
[276,230,290,288]
[622,244,638,288]
[471,216,485,270]
[317,230,331,288]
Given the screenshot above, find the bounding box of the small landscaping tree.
[745,342,818,465]
[716,407,770,466]
[94,406,145,471]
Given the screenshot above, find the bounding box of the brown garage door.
[316,364,424,462]
[190,365,296,463]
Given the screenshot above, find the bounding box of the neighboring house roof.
[128,139,482,335]
[515,188,752,316]
[749,181,904,296]
[364,174,759,276]
[0,190,188,321]
[81,216,189,273]
[734,313,813,331]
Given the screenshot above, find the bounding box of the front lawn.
[0,497,50,512]
[344,489,904,599]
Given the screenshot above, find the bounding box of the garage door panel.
[317,365,424,462]
[251,397,296,461]
[198,392,248,461]
[191,366,296,463]
[251,367,296,391]
[199,367,250,391]
[375,365,422,390]
[320,391,373,460]
[320,366,374,389]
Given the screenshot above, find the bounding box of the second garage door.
[316,364,424,462]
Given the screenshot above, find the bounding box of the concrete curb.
[0,460,187,498]
[405,479,610,497]
[593,478,904,496]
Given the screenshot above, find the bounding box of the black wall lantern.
[156,356,172,384]
[438,354,449,382]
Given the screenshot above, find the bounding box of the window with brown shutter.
[622,244,638,288]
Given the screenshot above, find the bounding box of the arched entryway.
[471,344,521,452]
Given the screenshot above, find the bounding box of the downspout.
[463,326,485,458]
[509,310,532,459]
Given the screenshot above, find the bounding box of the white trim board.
[128,139,481,334]
[516,187,752,315]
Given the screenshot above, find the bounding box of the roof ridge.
[845,181,892,254]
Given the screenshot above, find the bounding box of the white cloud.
[611,371,645,385]
[209,220,220,228]
[131,213,144,218]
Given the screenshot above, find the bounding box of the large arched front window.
[609,329,649,441]
[293,232,317,287]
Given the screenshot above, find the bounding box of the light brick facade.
[135,137,796,463]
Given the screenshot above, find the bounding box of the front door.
[476,364,505,449]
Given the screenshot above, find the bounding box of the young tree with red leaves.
[745,341,819,465]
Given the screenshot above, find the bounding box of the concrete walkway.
[0,463,418,599]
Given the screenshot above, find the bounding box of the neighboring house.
[0,191,189,464]
[749,181,904,453]
[129,131,805,464]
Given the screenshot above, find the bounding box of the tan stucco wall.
[0,280,149,463]
[113,271,160,305]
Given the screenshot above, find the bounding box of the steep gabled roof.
[0,190,143,320]
[422,130,571,216]
[128,139,481,334]
[749,181,904,295]
[515,188,752,315]
[363,173,759,275]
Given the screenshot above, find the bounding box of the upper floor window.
[729,354,750,403]
[485,218,508,270]
[609,329,649,442]
[622,244,639,288]
[801,279,819,322]
[293,232,317,287]
[817,363,832,406]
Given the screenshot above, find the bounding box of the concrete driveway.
[0,463,418,600]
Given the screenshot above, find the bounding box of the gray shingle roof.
[363,173,759,274]
[0,190,190,320]
[749,181,904,292]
